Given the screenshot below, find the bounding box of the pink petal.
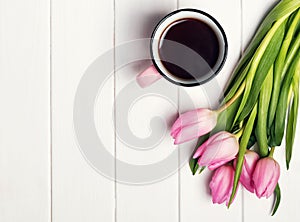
[253,158,280,198]
[209,165,235,205]
[241,178,255,193]
[198,133,238,167]
[171,109,217,138]
[210,167,230,203]
[193,132,224,159]
[264,161,280,198]
[171,110,198,134]
[235,150,259,193]
[193,140,209,159]
[170,127,181,138]
[173,119,217,145]
[193,133,220,159]
[208,159,233,170]
[136,65,162,88]
[243,151,260,179]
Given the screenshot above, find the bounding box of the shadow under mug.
[137,9,228,88]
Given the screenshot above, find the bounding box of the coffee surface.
[159,18,220,81]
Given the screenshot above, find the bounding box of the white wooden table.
[1,0,300,221]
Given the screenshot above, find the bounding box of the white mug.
[137,9,228,88]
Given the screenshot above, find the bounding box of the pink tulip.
[252,157,280,198]
[234,150,260,193]
[170,108,218,144]
[193,131,239,170]
[209,165,237,206]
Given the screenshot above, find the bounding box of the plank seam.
[177,1,181,222]
[50,0,53,221]
[240,0,245,222]
[113,0,117,222]
[177,91,181,222]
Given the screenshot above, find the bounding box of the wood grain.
[114,0,179,222]
[52,0,115,221]
[0,0,50,221]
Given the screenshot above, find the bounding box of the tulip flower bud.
[252,157,280,198]
[193,131,239,170]
[209,165,237,206]
[234,150,260,193]
[170,108,218,144]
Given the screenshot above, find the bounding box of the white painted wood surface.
[51,0,115,221]
[0,0,50,221]
[114,0,179,221]
[1,0,299,221]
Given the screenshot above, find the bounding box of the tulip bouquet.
[171,0,300,215]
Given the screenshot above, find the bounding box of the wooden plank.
[178,0,243,221]
[51,0,115,221]
[0,0,50,221]
[242,0,300,220]
[114,0,179,221]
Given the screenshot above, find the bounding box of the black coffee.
[159,18,220,81]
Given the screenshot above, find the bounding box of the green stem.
[228,104,258,207]
[269,147,275,157]
[218,82,246,113]
[285,70,299,169]
[235,128,244,139]
[256,66,273,157]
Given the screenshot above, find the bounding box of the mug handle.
[136,65,162,88]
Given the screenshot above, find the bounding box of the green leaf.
[242,0,300,61]
[224,60,252,103]
[236,19,286,123]
[189,134,209,175]
[274,40,300,146]
[271,184,281,216]
[228,104,258,207]
[286,9,298,28]
[256,66,273,157]
[268,9,300,128]
[224,0,300,97]
[281,29,300,78]
[215,95,243,133]
[247,134,257,149]
[286,70,299,169]
[198,166,206,174]
[189,158,199,175]
[268,122,277,147]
